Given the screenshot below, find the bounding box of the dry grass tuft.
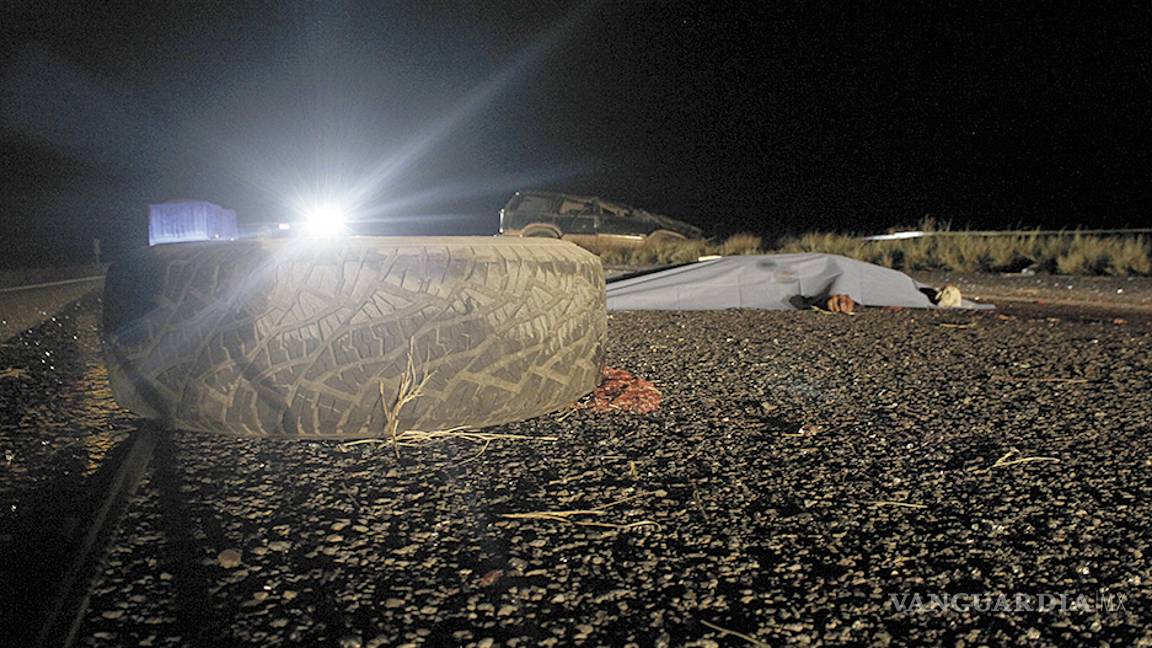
[1107,236,1152,275]
[378,341,433,458]
[576,233,765,268]
[720,233,763,256]
[774,219,1152,276]
[572,218,1150,275]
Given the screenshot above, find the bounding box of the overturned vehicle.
[499,191,702,246]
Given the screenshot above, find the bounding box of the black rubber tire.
[102,237,606,438]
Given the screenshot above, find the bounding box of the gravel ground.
[4,292,1151,646]
[0,290,138,644]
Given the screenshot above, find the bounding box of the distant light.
[861,230,926,241]
[299,200,348,237]
[278,223,291,231]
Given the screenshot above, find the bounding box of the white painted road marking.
[0,276,104,294]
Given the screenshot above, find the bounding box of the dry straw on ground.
[500,493,660,531]
[870,500,928,509]
[699,619,770,647]
[988,448,1061,470]
[339,342,554,461]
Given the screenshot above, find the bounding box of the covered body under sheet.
[606,253,991,310]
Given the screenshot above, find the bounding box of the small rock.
[217,549,242,569]
[477,569,504,586]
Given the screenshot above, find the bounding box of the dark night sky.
[2,1,1150,265]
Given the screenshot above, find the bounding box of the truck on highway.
[148,200,238,246]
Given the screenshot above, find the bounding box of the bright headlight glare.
[300,201,347,237]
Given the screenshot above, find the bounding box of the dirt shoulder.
[910,271,1152,323]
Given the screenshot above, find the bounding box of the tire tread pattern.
[103,238,605,438]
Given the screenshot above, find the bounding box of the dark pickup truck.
[499,191,702,245]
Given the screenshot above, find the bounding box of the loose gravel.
[0,290,138,644]
[4,294,1151,646]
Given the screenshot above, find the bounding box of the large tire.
[102,237,606,438]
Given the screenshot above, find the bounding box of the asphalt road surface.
[2,285,1150,647]
[0,277,104,342]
